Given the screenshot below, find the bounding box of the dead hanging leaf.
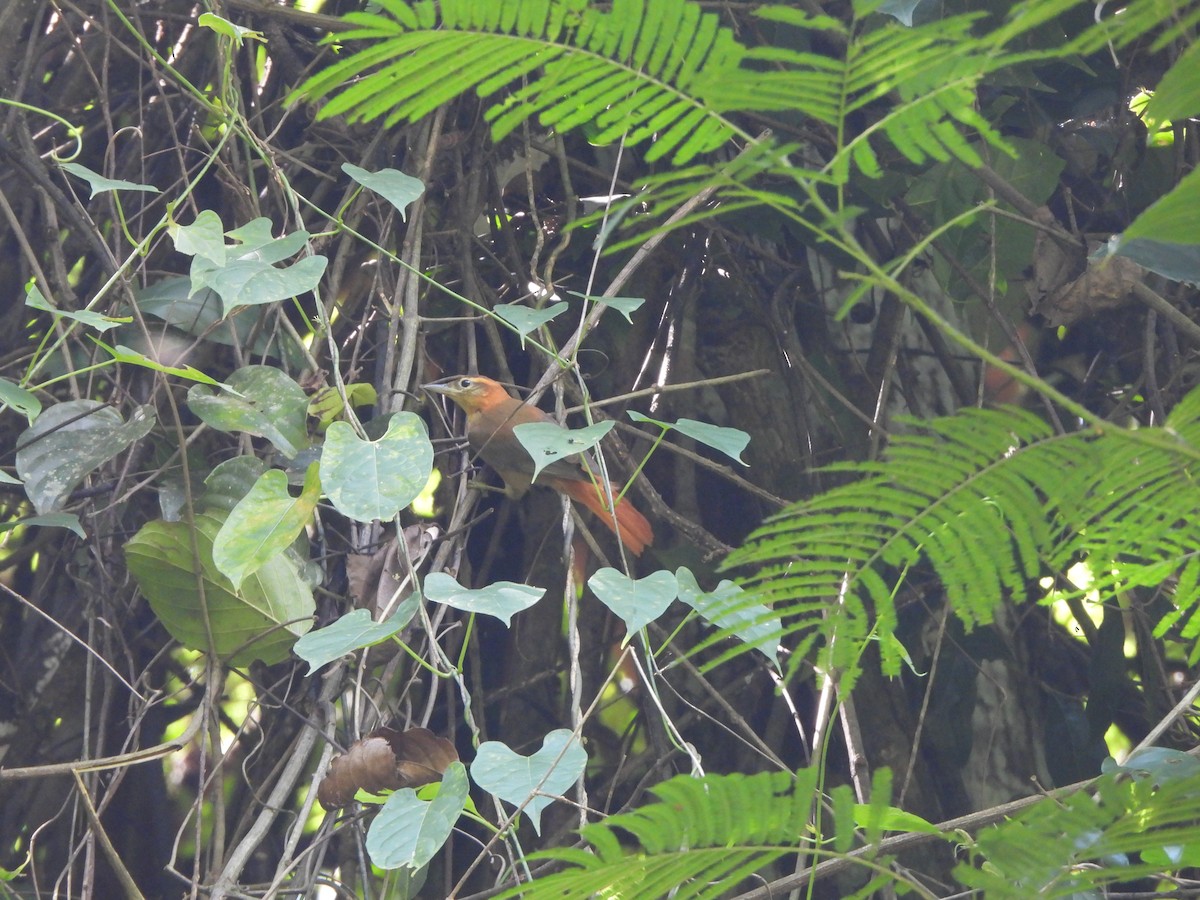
[1036,254,1145,327]
[346,524,437,618]
[317,726,458,810]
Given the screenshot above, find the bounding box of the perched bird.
[423,375,653,555]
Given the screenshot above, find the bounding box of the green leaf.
[628,410,750,465]
[0,378,41,424]
[423,572,544,626]
[676,567,781,666]
[60,161,160,197]
[342,163,425,219]
[203,456,269,511]
[198,12,264,45]
[173,214,328,317]
[321,413,434,522]
[588,567,677,637]
[851,803,942,836]
[1121,165,1200,245]
[170,210,227,265]
[493,302,569,340]
[213,464,321,588]
[366,762,470,870]
[187,366,311,457]
[0,512,85,538]
[293,599,420,673]
[15,400,156,514]
[566,290,646,324]
[513,420,615,483]
[124,510,314,665]
[26,284,131,332]
[95,341,221,386]
[471,729,587,836]
[1144,40,1200,121]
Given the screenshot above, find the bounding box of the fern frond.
[957,761,1200,897]
[721,392,1200,680]
[497,768,889,900]
[297,0,755,164]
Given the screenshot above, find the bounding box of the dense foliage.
[2,0,1200,897]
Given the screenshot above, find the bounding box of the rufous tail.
[551,478,653,556]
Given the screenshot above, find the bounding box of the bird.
[423,375,653,556]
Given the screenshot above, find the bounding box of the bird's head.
[422,375,512,414]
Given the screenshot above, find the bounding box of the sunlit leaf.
[213,464,321,588]
[321,413,434,522]
[187,366,310,457]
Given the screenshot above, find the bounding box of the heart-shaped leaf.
[513,420,615,483]
[187,366,310,457]
[321,413,433,523]
[588,567,677,637]
[628,411,750,465]
[15,400,156,514]
[213,464,321,588]
[293,599,419,673]
[61,161,159,197]
[423,572,544,626]
[471,730,587,835]
[125,510,313,665]
[366,761,469,870]
[343,163,425,219]
[493,301,568,341]
[676,567,781,667]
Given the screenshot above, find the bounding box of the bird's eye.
[458,378,473,388]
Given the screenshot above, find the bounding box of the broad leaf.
[321,413,434,523]
[343,163,425,218]
[423,572,544,626]
[125,510,313,665]
[15,400,155,514]
[187,366,310,457]
[293,599,420,673]
[676,567,781,667]
[565,290,646,324]
[0,513,85,538]
[588,568,677,637]
[513,420,615,483]
[366,762,469,869]
[629,411,750,465]
[213,464,321,588]
[203,457,269,511]
[471,729,587,835]
[493,301,568,341]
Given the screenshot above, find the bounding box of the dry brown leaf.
[317,726,458,810]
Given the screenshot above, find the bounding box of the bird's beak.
[421,381,454,396]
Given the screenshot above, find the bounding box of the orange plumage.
[423,375,652,555]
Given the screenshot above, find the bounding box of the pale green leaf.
[588,567,677,637]
[366,762,469,869]
[60,161,160,197]
[293,599,420,673]
[513,420,615,483]
[321,413,434,522]
[213,464,321,588]
[342,163,425,219]
[423,572,544,626]
[187,366,311,457]
[471,730,587,835]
